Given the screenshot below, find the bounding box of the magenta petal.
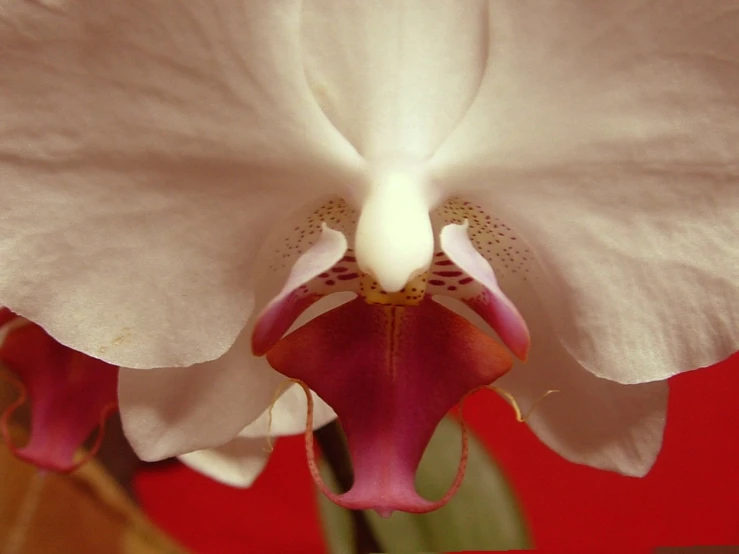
[439,222,531,360]
[252,224,361,356]
[266,297,513,515]
[0,322,118,472]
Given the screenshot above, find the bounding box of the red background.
[135,353,739,553]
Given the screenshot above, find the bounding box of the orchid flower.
[0,309,118,472]
[1,1,737,515]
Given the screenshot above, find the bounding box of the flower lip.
[265,296,513,515]
[250,199,533,514]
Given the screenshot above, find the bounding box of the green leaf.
[318,416,531,553]
[319,481,356,554]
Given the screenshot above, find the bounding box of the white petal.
[433,2,739,173]
[496,373,667,477]
[432,2,739,383]
[176,385,335,488]
[471,176,738,384]
[494,300,668,477]
[302,0,488,159]
[0,2,360,368]
[237,384,336,439]
[119,324,285,461]
[178,438,270,489]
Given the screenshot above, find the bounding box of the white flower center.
[354,160,438,292]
